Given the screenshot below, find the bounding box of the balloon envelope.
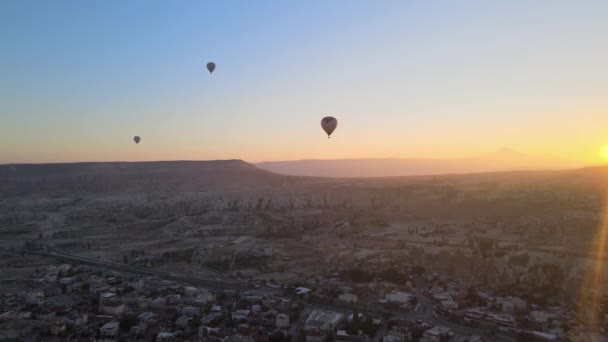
[321,116,338,137]
[206,62,216,74]
[133,136,141,144]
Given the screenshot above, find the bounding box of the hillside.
[0,160,294,196]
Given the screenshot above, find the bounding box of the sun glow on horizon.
[601,145,608,162]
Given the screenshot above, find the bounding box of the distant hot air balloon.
[133,136,141,144]
[321,116,337,138]
[206,62,216,74]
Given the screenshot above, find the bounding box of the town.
[2,240,605,341]
[1,161,608,341]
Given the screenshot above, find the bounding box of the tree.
[348,310,360,335]
[270,330,287,342]
[411,327,423,341]
[119,314,138,331]
[297,329,306,342]
[189,317,202,331]
[225,307,234,328]
[363,316,376,335]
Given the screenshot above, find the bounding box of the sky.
[1,0,607,164]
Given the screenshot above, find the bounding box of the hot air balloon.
[206,62,216,74]
[321,116,337,138]
[133,136,141,144]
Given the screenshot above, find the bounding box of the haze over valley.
[256,149,586,178]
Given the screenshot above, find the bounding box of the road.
[20,246,243,291]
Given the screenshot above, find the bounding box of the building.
[339,293,358,304]
[306,328,324,342]
[176,315,190,329]
[157,331,181,341]
[296,287,312,295]
[196,291,217,305]
[23,291,43,305]
[385,291,412,304]
[441,300,459,310]
[181,306,200,317]
[130,322,147,337]
[517,331,559,341]
[420,326,452,342]
[305,310,344,331]
[138,312,159,324]
[508,297,527,311]
[100,301,126,316]
[232,310,251,321]
[383,336,401,342]
[184,286,198,296]
[336,331,368,342]
[529,311,552,324]
[100,322,120,338]
[276,313,290,328]
[386,324,411,341]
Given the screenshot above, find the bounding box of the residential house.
[276,313,290,328]
[339,293,358,304]
[100,322,120,338]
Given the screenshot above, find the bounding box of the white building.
[385,291,412,304]
[441,300,459,310]
[158,332,180,341]
[100,322,119,338]
[184,286,198,296]
[383,336,400,342]
[420,326,451,342]
[339,293,358,304]
[296,287,312,295]
[276,313,290,328]
[305,310,343,331]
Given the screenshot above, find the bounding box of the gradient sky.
[1,0,607,164]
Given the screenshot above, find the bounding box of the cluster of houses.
[0,263,305,341]
[1,256,607,342]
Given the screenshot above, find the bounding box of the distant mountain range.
[256,148,587,177]
[1,155,607,196]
